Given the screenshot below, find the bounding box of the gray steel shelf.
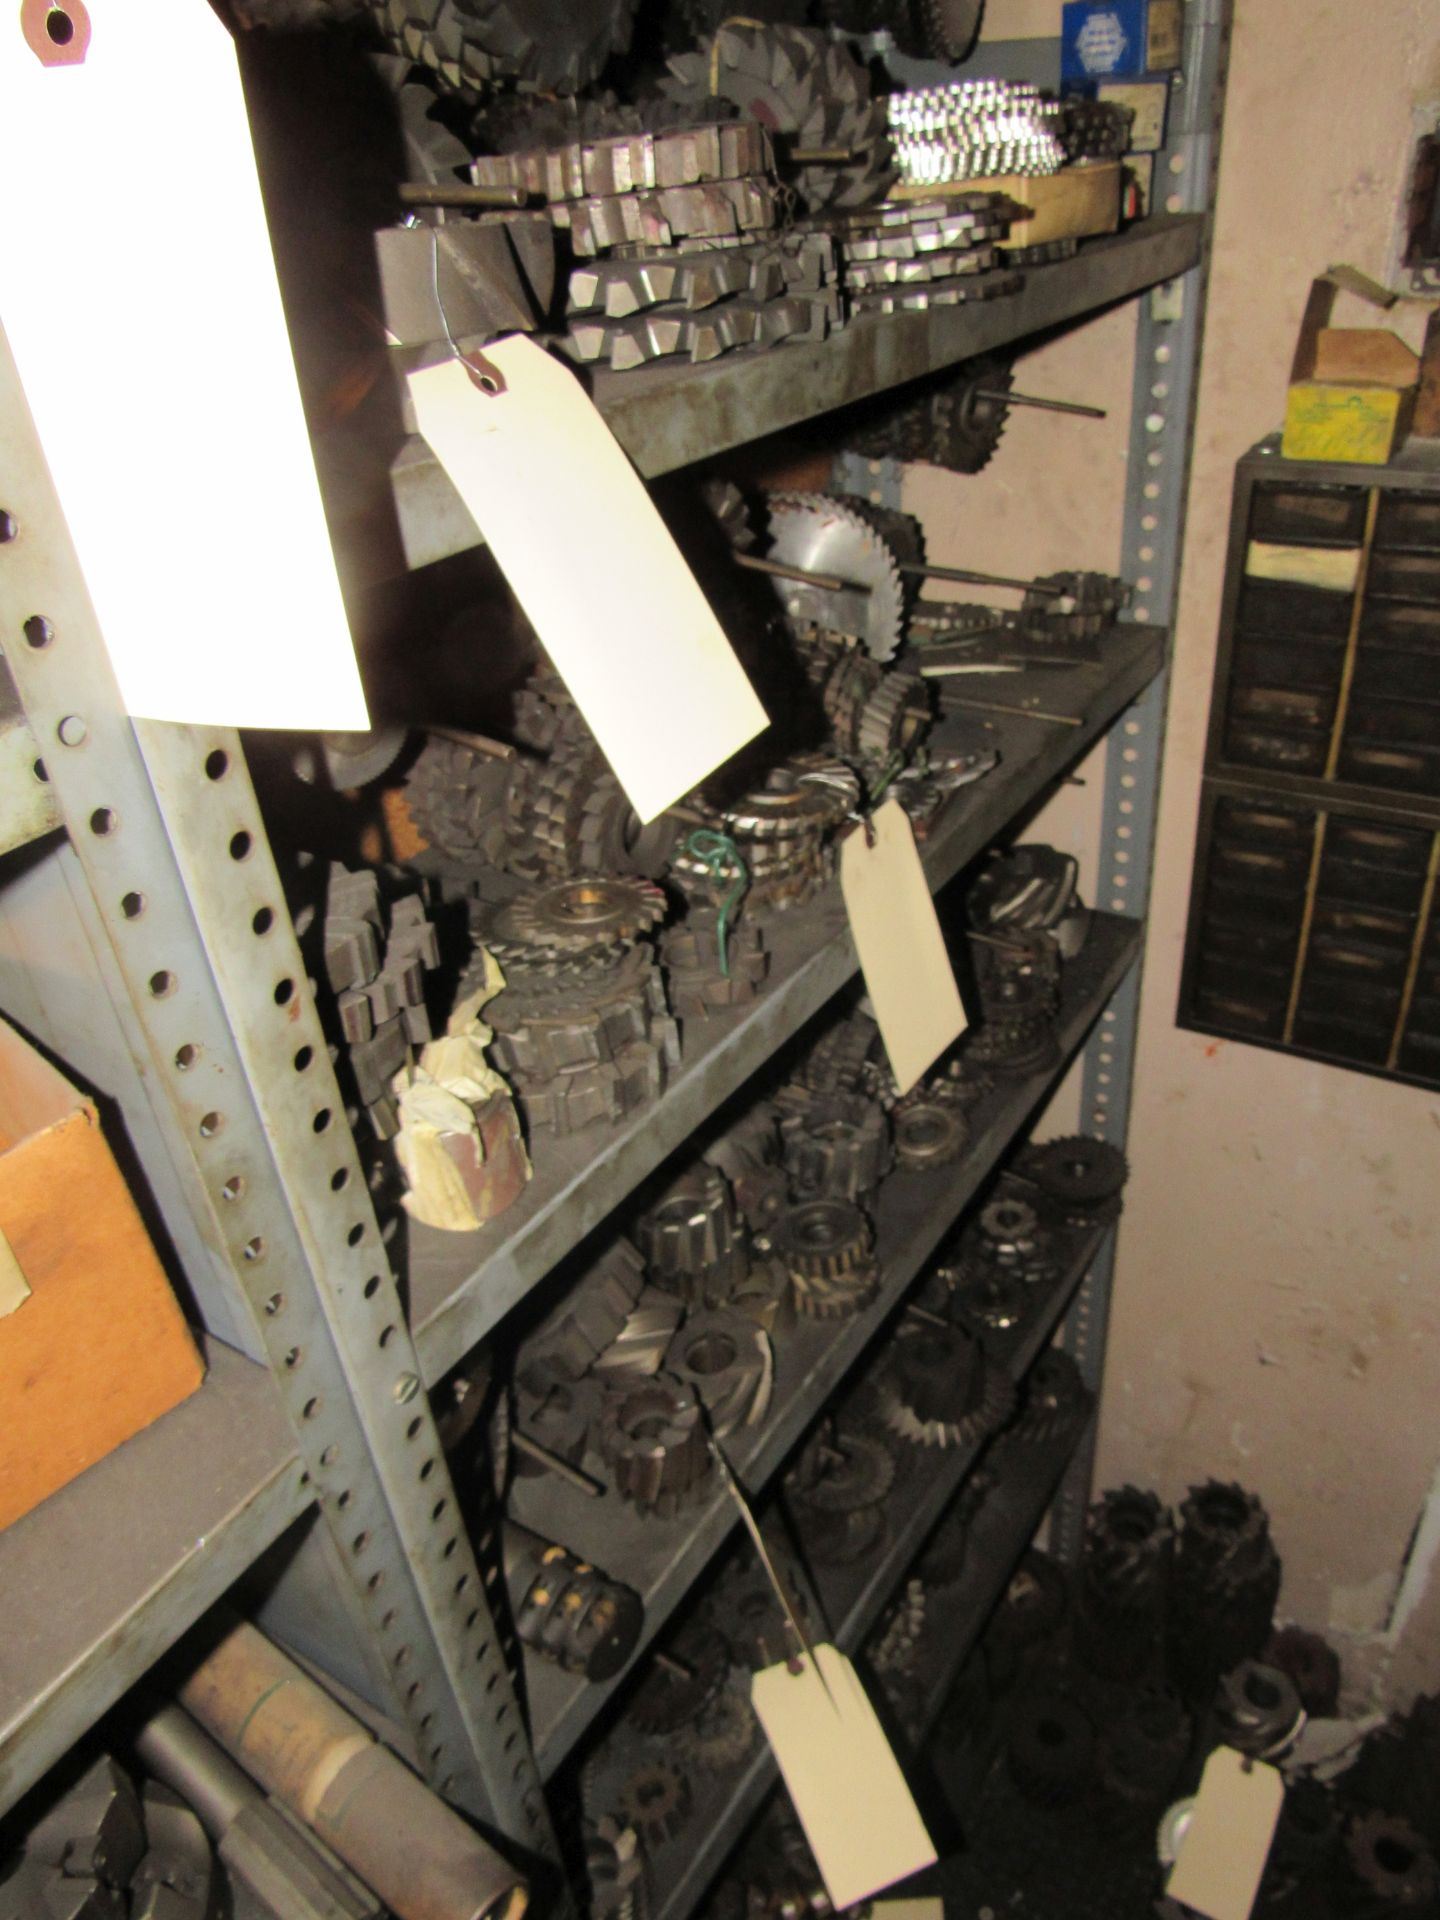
[630,1236,1108,1920]
[409,625,1164,1386]
[512,912,1140,1777]
[0,1339,309,1820]
[344,218,1202,581]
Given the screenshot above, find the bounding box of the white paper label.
[1167,1749,1285,1920]
[406,339,768,824]
[839,800,967,1098]
[0,1229,31,1319]
[0,4,367,730]
[751,1645,936,1911]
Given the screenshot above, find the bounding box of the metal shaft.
[975,387,1107,420]
[733,549,872,596]
[900,561,1063,595]
[398,183,533,210]
[935,694,1083,726]
[512,1428,605,1496]
[787,147,858,165]
[136,1704,382,1920]
[178,1617,528,1920]
[136,1705,253,1835]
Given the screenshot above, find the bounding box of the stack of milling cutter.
[959,842,1094,1076]
[887,79,1068,188]
[468,874,679,1137]
[831,195,1020,315]
[471,119,847,371]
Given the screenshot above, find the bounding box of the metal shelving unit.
[0,1,1225,1903]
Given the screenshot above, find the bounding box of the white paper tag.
[751,1645,936,1911]
[0,1229,31,1319]
[0,5,367,730]
[1167,1749,1285,1920]
[406,340,768,823]
[839,800,966,1098]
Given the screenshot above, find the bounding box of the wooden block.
[1282,382,1416,465]
[0,1018,203,1532]
[1313,328,1419,387]
[891,162,1121,247]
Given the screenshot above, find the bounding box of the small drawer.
[1204,877,1308,937]
[1210,838,1313,891]
[1336,739,1440,797]
[1350,648,1440,707]
[1326,819,1434,872]
[1375,491,1440,553]
[1344,696,1440,750]
[1201,920,1302,972]
[1228,683,1335,732]
[1317,858,1426,914]
[1358,601,1440,654]
[1194,985,1288,1041]
[1402,991,1440,1040]
[1214,795,1316,846]
[1231,635,1346,691]
[1237,578,1354,638]
[1222,724,1329,777]
[1251,482,1369,546]
[1298,968,1405,1025]
[1368,550,1440,605]
[1291,1008,1393,1065]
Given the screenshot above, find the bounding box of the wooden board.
[892,162,1121,247]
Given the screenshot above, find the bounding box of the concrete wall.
[1094,0,1440,1708]
[907,0,1440,1705]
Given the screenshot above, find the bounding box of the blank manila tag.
[839,800,966,1097]
[0,3,367,730]
[407,341,768,823]
[1167,1749,1285,1920]
[751,1644,936,1911]
[873,1901,943,1920]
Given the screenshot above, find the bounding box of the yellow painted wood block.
[1282,381,1415,465]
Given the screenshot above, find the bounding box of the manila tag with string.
[840,796,966,1098]
[406,325,768,827]
[709,1439,937,1910]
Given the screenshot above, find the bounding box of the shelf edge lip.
[410,631,1165,1386]
[0,1344,309,1822]
[526,919,1141,1777]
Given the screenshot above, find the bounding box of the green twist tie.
[684,829,749,977]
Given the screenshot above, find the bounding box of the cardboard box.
[1282,272,1420,465]
[0,1018,203,1531]
[1061,0,1182,81]
[1097,78,1170,151]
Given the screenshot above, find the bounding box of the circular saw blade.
[765,491,906,661]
